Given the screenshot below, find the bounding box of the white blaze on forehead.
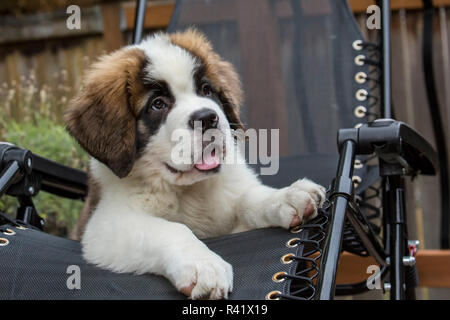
[137,34,199,94]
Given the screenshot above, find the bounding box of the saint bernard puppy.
[65,29,326,299]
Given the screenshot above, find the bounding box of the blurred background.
[0,0,449,298]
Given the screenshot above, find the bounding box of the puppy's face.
[65,29,243,185]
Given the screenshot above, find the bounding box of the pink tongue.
[195,151,220,171]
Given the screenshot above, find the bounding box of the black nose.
[189,108,219,132]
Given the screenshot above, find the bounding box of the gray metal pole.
[381,0,392,119]
[132,0,147,45]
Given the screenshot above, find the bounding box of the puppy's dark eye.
[151,97,167,111]
[201,83,213,96]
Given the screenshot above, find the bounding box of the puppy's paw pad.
[180,283,196,297]
[304,201,316,219]
[272,188,316,229]
[291,178,326,208]
[289,215,301,228]
[172,254,233,300]
[287,199,315,228]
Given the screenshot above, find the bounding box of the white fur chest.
[135,176,237,238]
[92,159,245,239]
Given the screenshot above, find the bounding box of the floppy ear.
[65,48,147,178]
[170,28,244,130]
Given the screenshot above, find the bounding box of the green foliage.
[3,116,88,171]
[0,73,88,235]
[0,116,89,233]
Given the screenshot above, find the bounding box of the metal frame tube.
[0,161,22,198]
[381,0,392,119]
[335,266,389,296]
[346,201,387,266]
[317,140,356,299]
[379,0,410,300]
[132,0,147,45]
[384,175,406,300]
[392,184,406,299]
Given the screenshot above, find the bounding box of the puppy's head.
[65,29,243,185]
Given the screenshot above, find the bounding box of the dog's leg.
[235,178,326,231]
[82,209,233,299]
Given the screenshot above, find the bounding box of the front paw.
[168,249,233,300]
[273,178,326,228]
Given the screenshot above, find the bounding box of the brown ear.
[65,48,147,178]
[170,28,245,130]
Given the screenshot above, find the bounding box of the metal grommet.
[16,225,27,230]
[352,175,362,187]
[352,40,363,50]
[272,272,288,283]
[355,71,367,84]
[0,238,9,246]
[3,228,16,236]
[354,54,365,66]
[290,226,302,234]
[286,238,300,248]
[354,123,363,129]
[356,89,368,101]
[281,253,295,264]
[266,290,282,300]
[354,159,364,169]
[354,105,367,118]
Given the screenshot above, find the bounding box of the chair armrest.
[338,119,439,176]
[0,142,88,200]
[32,153,87,199]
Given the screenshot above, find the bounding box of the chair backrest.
[168,0,373,187]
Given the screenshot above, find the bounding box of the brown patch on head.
[65,48,148,178]
[170,28,244,130]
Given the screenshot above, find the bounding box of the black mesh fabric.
[168,0,372,187]
[0,225,302,300]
